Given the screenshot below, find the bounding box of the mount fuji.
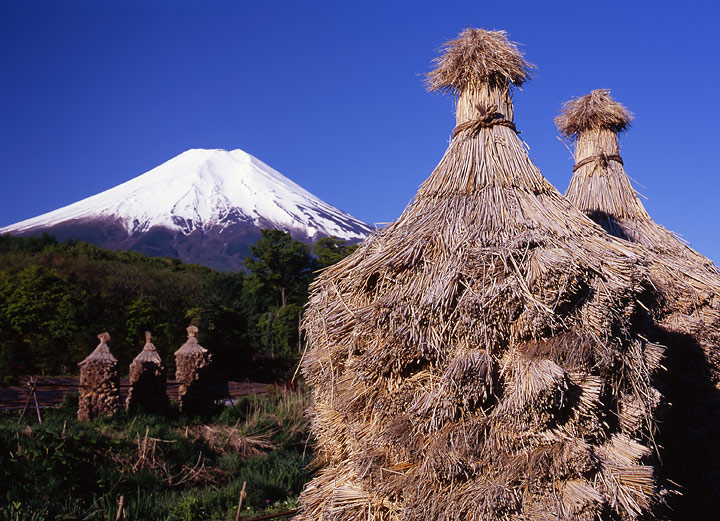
[0,148,374,270]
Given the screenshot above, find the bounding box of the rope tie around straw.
[573,153,623,172]
[453,104,517,138]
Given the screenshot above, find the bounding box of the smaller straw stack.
[126,331,168,412]
[77,332,121,421]
[557,89,720,345]
[174,325,213,414]
[557,89,720,520]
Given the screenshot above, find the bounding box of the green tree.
[245,230,318,309]
[313,236,359,268]
[0,265,85,374]
[255,303,303,362]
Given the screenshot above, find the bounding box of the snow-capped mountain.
[1,148,373,270]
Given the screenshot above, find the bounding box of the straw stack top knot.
[145,331,152,343]
[426,28,534,95]
[556,89,633,141]
[186,325,198,338]
[80,332,117,365]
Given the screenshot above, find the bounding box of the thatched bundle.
[557,89,720,520]
[558,89,720,344]
[126,331,169,412]
[175,325,213,414]
[297,29,667,521]
[78,332,121,421]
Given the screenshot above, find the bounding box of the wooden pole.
[32,377,42,424]
[18,377,39,423]
[297,311,302,353]
[235,481,247,521]
[115,495,125,521]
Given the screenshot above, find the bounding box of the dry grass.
[126,332,168,412]
[175,325,213,414]
[426,28,534,94]
[561,92,720,339]
[185,425,275,458]
[559,88,720,519]
[556,89,633,141]
[77,334,121,421]
[296,28,666,521]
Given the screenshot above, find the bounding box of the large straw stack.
[126,331,169,412]
[297,30,667,521]
[557,89,720,520]
[175,325,213,414]
[78,332,121,421]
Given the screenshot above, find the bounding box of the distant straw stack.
[557,89,720,344]
[557,89,720,520]
[174,325,213,414]
[126,331,169,412]
[297,29,667,521]
[78,332,121,421]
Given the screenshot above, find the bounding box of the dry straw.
[126,331,169,412]
[175,325,213,414]
[558,89,720,344]
[78,332,121,421]
[558,89,720,519]
[296,29,667,521]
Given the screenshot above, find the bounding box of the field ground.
[0,386,312,521]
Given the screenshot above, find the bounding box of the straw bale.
[559,89,720,520]
[126,331,169,412]
[174,325,213,414]
[77,332,121,421]
[295,30,667,521]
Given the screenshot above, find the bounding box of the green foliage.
[0,390,312,520]
[0,266,85,375]
[0,230,358,381]
[0,233,306,381]
[254,304,303,364]
[0,501,47,521]
[245,230,318,310]
[313,236,358,268]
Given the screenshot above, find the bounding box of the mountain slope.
[1,148,373,270]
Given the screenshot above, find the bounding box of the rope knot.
[573,153,623,173]
[452,103,517,139]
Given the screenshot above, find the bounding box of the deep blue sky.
[2,0,719,263]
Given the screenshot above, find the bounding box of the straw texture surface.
[78,332,121,421]
[559,89,720,520]
[126,331,169,412]
[296,31,667,521]
[175,325,213,414]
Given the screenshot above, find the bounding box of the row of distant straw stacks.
[294,29,720,521]
[77,325,213,420]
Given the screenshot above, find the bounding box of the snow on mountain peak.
[1,148,373,241]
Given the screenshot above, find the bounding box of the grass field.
[0,390,312,521]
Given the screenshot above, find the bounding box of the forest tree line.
[0,231,357,384]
